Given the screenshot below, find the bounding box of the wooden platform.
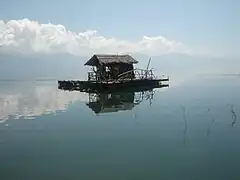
[58,77,169,93]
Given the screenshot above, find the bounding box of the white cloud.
[0,83,88,124]
[0,19,192,56]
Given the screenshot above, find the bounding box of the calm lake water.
[0,75,240,180]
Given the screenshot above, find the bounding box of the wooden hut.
[84,54,138,81]
[58,54,169,93]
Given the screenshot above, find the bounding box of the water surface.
[0,75,240,180]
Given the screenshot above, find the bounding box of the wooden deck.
[58,77,169,93]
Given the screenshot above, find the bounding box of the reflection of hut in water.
[86,92,135,114]
[86,90,155,114]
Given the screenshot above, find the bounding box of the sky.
[0,0,238,58]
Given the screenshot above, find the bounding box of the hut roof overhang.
[84,54,138,66]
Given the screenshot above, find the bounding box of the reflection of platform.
[86,87,163,114]
[58,81,169,114]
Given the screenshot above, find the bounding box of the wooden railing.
[118,68,156,80]
[87,68,162,82]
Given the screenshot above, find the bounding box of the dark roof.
[84,54,138,66]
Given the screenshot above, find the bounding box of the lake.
[0,75,240,180]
